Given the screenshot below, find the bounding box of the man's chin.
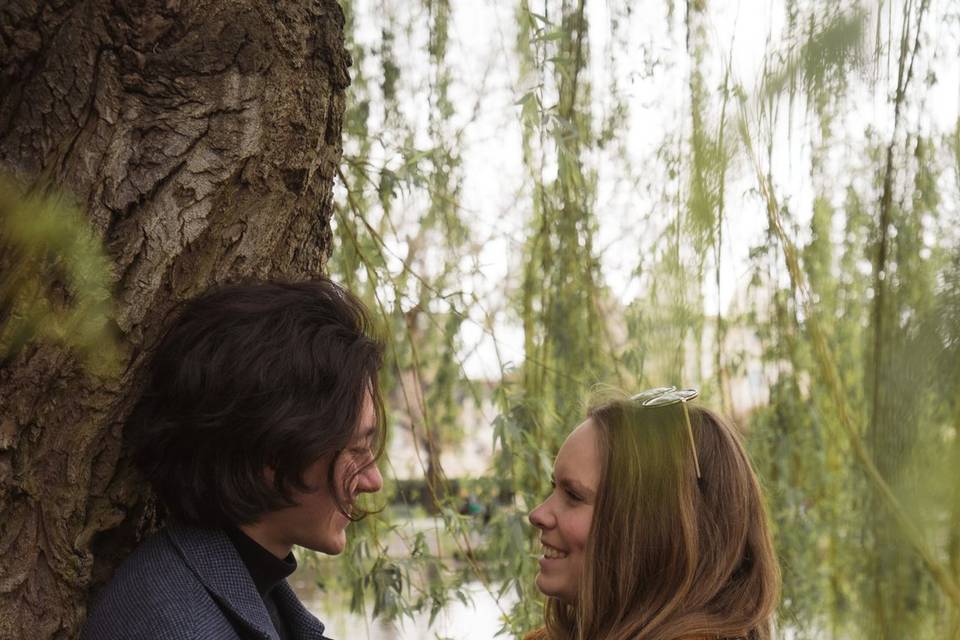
[327,532,347,555]
[301,530,347,556]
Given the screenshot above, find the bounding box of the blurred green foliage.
[0,178,119,376]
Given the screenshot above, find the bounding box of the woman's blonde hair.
[529,392,779,640]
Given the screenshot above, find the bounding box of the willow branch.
[737,104,960,609]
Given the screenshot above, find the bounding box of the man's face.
[247,391,383,556]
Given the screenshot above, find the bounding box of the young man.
[82,279,385,640]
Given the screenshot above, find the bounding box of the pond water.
[292,576,517,640]
[291,567,809,640]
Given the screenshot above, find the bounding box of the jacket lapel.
[165,524,278,640]
[273,581,332,640]
[165,524,331,640]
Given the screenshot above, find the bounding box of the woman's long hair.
[531,393,779,640]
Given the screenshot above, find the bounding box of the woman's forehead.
[555,419,601,485]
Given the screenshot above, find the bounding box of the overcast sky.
[340,0,960,379]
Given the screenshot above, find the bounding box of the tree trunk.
[0,1,350,637]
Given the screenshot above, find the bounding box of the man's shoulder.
[102,528,202,594]
[81,529,218,639]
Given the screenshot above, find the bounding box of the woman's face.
[528,418,601,604]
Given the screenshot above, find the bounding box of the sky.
[338,0,960,379]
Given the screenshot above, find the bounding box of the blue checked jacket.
[81,523,332,640]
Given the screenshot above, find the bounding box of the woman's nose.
[529,500,551,529]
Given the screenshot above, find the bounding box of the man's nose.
[359,463,383,493]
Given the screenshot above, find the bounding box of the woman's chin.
[535,574,563,600]
[537,580,579,606]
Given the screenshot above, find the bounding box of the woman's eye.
[548,479,580,503]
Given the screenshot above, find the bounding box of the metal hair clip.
[630,386,701,479]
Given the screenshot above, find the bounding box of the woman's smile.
[540,541,569,560]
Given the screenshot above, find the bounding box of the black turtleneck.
[225,527,297,640]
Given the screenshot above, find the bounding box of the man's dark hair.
[125,279,385,528]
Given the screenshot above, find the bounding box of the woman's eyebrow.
[555,474,596,499]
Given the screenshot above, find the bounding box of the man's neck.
[238,522,294,559]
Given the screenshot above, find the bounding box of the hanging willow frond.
[737,100,960,611]
[761,8,869,107]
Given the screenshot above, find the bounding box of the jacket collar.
[164,523,330,640]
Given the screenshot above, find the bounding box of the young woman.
[527,387,779,640]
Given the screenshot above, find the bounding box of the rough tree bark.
[0,1,350,637]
